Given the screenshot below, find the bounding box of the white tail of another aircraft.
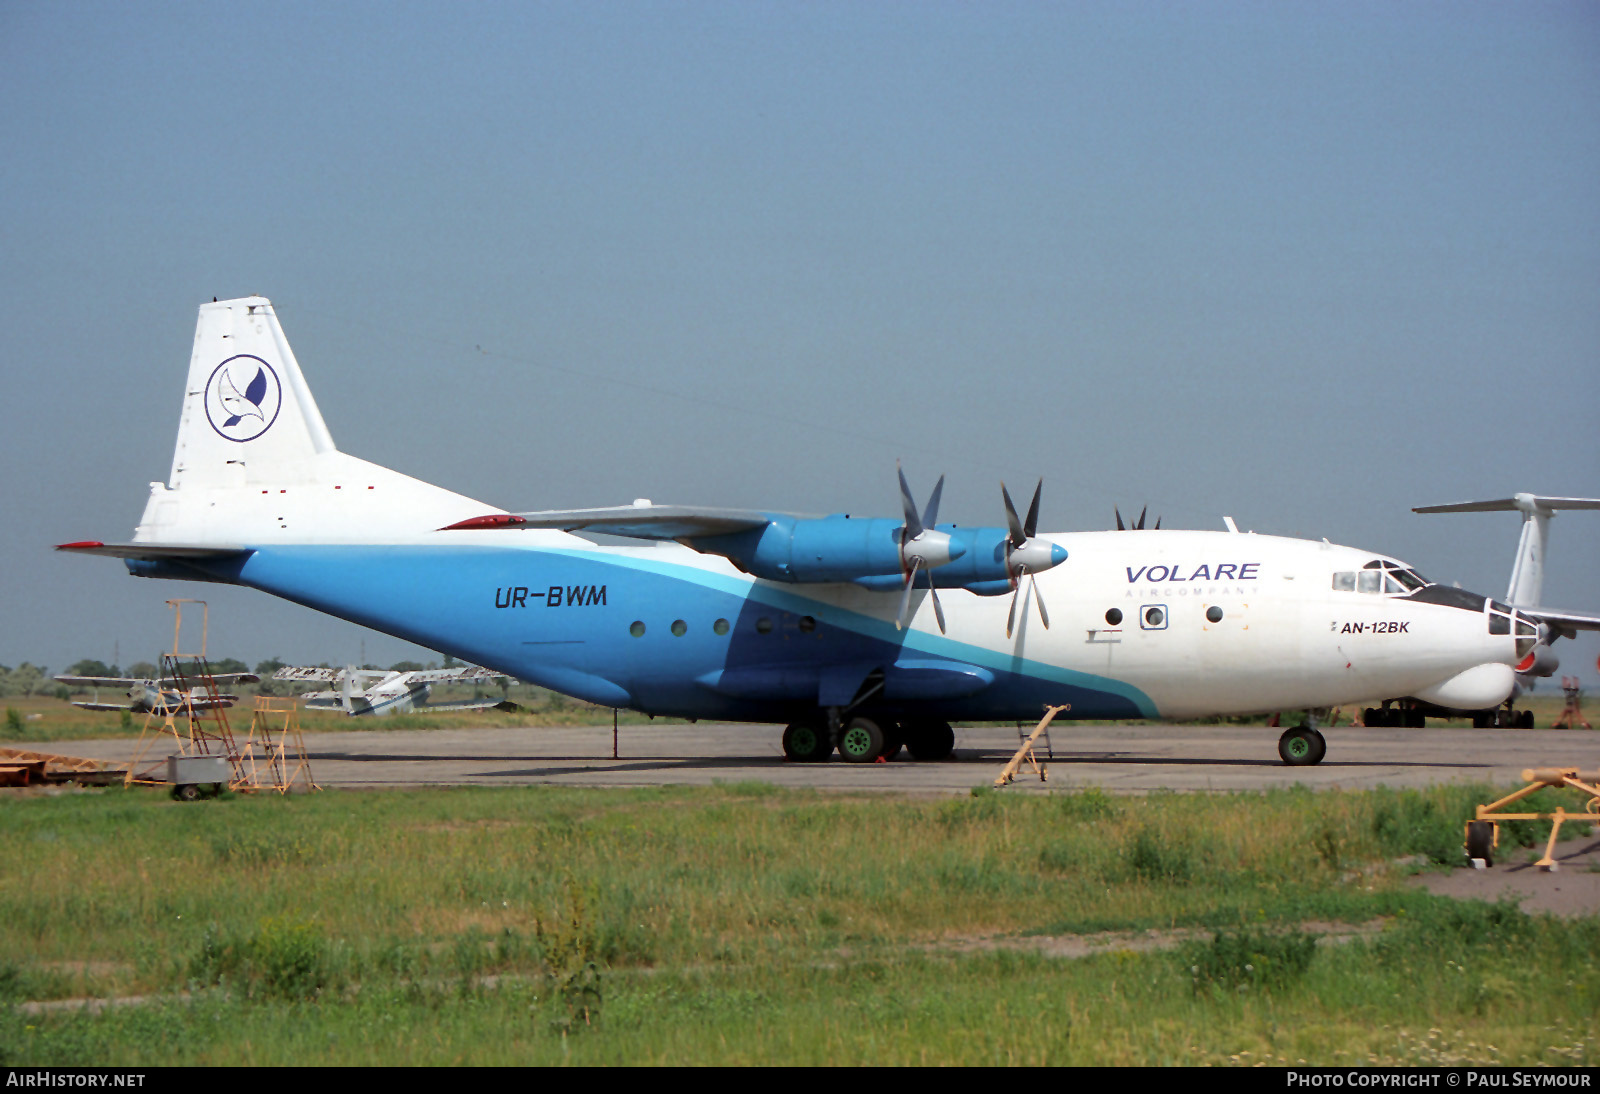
[1414,493,1600,610]
[133,297,507,546]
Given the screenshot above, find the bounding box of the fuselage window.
[1105,608,1123,626]
[713,618,730,636]
[1383,574,1405,595]
[1141,606,1167,629]
[798,616,817,633]
[1357,571,1382,594]
[671,619,687,637]
[1206,606,1224,623]
[629,621,646,637]
[756,617,774,635]
[1332,572,1356,592]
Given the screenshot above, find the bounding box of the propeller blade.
[930,580,946,634]
[1031,572,1050,630]
[897,462,924,540]
[896,556,922,631]
[1006,566,1026,639]
[1136,505,1147,531]
[1001,483,1026,548]
[1024,479,1042,538]
[1154,516,1161,530]
[1115,506,1125,531]
[921,474,945,531]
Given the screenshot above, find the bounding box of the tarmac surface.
[29,721,1600,795]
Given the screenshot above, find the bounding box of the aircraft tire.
[904,719,956,762]
[172,783,202,803]
[1278,726,1325,766]
[782,722,832,763]
[1518,710,1535,729]
[879,721,904,762]
[1465,820,1495,866]
[838,717,886,763]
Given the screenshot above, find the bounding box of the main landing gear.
[781,714,955,763]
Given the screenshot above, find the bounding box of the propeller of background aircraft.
[1114,505,1160,530]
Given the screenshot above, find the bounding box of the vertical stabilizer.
[1413,494,1600,608]
[132,295,538,546]
[171,297,335,489]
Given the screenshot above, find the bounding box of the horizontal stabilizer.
[55,541,251,560]
[1413,497,1600,514]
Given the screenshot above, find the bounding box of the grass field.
[2,780,1595,1065]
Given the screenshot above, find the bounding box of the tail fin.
[133,296,503,545]
[169,297,335,489]
[1413,493,1600,608]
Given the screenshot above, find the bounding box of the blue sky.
[3,2,1597,681]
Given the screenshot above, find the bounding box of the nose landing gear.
[1278,724,1327,766]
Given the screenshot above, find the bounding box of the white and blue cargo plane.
[58,297,1600,766]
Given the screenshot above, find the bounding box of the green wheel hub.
[840,726,873,758]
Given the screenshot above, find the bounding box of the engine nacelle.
[1515,643,1560,679]
[690,515,965,583]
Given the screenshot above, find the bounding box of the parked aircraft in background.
[1359,495,1600,728]
[57,297,1600,766]
[53,672,259,715]
[273,664,517,717]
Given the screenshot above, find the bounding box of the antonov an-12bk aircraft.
[59,298,1600,766]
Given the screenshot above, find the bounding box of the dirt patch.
[917,919,1386,959]
[1409,835,1600,918]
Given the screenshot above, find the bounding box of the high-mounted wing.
[396,666,514,685]
[55,675,142,688]
[442,504,777,540]
[1512,606,1600,639]
[437,469,1068,613]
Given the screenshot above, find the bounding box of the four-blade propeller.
[1002,480,1063,639]
[896,464,952,633]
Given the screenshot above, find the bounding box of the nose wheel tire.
[782,721,832,763]
[837,717,887,763]
[904,718,956,761]
[1278,726,1326,766]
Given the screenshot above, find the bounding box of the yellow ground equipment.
[236,696,319,795]
[1464,767,1600,871]
[0,748,125,787]
[994,704,1069,788]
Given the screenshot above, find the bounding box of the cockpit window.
[1335,564,1430,594]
